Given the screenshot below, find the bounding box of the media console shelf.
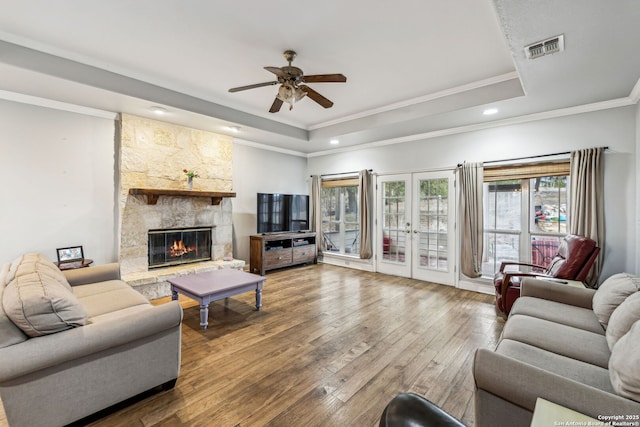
[129,188,236,205]
[250,231,317,275]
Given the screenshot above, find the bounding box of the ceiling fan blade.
[269,97,284,113]
[228,81,278,93]
[302,74,347,83]
[301,85,334,108]
[264,66,287,78]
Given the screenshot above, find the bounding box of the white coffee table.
[168,269,266,329]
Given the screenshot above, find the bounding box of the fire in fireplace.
[169,239,193,257]
[148,227,213,269]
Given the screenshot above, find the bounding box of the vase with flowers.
[183,169,200,190]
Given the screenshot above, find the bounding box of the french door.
[376,171,455,285]
[377,174,412,277]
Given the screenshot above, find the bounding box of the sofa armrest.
[0,301,182,382]
[520,278,595,309]
[63,262,121,286]
[473,348,639,418]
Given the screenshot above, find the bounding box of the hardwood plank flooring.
[0,264,504,427]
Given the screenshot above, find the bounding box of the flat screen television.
[257,193,309,233]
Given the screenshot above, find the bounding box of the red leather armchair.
[494,234,600,315]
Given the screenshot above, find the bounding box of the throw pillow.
[0,263,28,348]
[606,292,640,350]
[609,320,640,403]
[592,273,640,328]
[2,254,88,337]
[6,253,72,291]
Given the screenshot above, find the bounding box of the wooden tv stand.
[250,231,317,275]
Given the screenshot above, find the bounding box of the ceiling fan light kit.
[228,50,347,113]
[276,82,307,110]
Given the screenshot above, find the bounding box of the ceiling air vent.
[525,34,564,60]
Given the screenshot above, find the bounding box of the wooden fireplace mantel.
[129,188,236,205]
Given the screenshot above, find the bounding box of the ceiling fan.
[228,50,347,113]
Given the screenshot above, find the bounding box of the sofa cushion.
[87,304,153,325]
[502,314,610,368]
[497,338,615,393]
[71,279,136,299]
[2,254,88,337]
[606,292,640,350]
[510,296,604,335]
[0,263,28,348]
[592,273,640,328]
[73,280,148,318]
[609,321,640,403]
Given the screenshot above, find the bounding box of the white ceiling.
[0,0,639,154]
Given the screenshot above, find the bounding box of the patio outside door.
[411,171,455,285]
[376,172,455,285]
[377,175,412,277]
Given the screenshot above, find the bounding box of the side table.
[56,259,94,270]
[530,398,598,426]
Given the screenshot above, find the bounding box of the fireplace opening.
[148,227,213,269]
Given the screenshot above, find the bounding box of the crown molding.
[0,90,117,119]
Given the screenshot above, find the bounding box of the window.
[483,180,522,277]
[321,178,360,255]
[482,162,569,277]
[530,175,568,268]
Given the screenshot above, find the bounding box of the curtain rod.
[456,146,608,168]
[311,169,373,178]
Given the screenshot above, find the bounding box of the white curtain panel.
[311,175,325,254]
[359,169,373,259]
[569,147,605,287]
[459,162,484,278]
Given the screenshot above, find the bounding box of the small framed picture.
[56,246,84,264]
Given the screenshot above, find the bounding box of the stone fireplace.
[117,114,244,299]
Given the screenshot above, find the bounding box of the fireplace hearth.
[148,227,213,269]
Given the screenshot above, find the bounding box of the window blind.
[483,161,570,182]
[321,177,359,188]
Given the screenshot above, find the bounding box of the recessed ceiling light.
[330,139,340,145]
[228,126,241,133]
[483,108,498,115]
[150,106,168,115]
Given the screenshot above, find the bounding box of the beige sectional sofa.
[0,254,183,427]
[473,275,640,426]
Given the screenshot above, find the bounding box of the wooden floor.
[0,264,504,427]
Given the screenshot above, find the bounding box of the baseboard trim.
[319,254,375,272]
[458,278,494,295]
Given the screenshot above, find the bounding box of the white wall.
[0,100,117,265]
[231,142,309,263]
[309,106,638,279]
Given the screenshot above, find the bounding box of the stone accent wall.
[119,196,233,275]
[119,114,233,195]
[118,114,239,298]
